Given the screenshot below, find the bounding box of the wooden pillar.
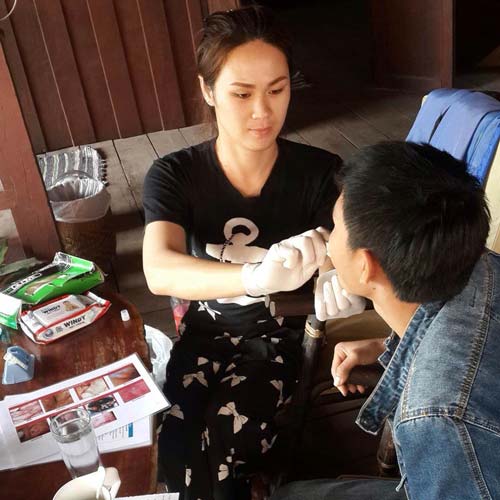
[371,0,455,90]
[0,41,60,260]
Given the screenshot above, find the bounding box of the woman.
[143,6,340,499]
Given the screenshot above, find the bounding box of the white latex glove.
[314,269,366,321]
[241,228,329,297]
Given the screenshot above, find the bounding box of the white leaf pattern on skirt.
[197,356,209,366]
[185,468,192,486]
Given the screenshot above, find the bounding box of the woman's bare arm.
[143,220,246,300]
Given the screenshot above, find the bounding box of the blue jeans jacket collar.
[356,301,443,434]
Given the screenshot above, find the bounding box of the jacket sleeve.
[395,415,497,500]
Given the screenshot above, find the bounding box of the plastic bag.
[47,171,111,223]
[144,325,173,389]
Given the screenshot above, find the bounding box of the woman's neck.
[215,134,278,197]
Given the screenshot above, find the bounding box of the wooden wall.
[0,42,60,260]
[370,0,454,90]
[0,0,213,153]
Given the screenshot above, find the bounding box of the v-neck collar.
[208,138,283,201]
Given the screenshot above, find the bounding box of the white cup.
[52,466,121,500]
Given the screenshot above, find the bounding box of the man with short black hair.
[273,142,500,500]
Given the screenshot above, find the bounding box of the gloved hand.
[314,269,366,321]
[241,228,329,297]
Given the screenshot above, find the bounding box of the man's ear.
[198,76,215,106]
[359,249,378,287]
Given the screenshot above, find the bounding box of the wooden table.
[0,287,158,499]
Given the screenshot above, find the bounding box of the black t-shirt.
[143,138,341,336]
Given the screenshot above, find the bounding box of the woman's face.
[203,40,290,152]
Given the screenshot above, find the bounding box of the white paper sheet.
[0,353,169,470]
[20,417,153,467]
[117,495,179,500]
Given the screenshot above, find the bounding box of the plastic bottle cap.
[120,309,130,322]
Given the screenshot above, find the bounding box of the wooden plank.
[121,286,171,315]
[114,0,163,133]
[0,0,46,153]
[114,135,158,210]
[91,140,139,215]
[139,0,186,130]
[163,0,204,124]
[112,134,155,291]
[112,233,150,292]
[297,121,358,161]
[148,129,189,157]
[326,105,389,148]
[359,89,422,122]
[35,0,96,146]
[179,123,215,146]
[92,139,147,293]
[0,43,60,260]
[87,0,143,138]
[7,0,72,150]
[455,70,500,92]
[345,97,415,141]
[281,129,309,145]
[141,308,177,340]
[61,0,120,142]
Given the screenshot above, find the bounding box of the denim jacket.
[356,251,500,500]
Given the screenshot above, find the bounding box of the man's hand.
[314,270,366,321]
[332,338,386,396]
[241,228,329,297]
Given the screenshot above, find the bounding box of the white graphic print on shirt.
[206,217,268,306]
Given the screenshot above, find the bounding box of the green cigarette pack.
[0,253,104,329]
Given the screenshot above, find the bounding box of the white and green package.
[0,253,104,329]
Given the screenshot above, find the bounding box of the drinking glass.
[50,408,101,478]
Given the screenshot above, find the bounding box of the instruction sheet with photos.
[0,353,170,470]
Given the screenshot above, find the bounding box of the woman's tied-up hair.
[197,5,292,93]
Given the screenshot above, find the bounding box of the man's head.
[329,141,490,304]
